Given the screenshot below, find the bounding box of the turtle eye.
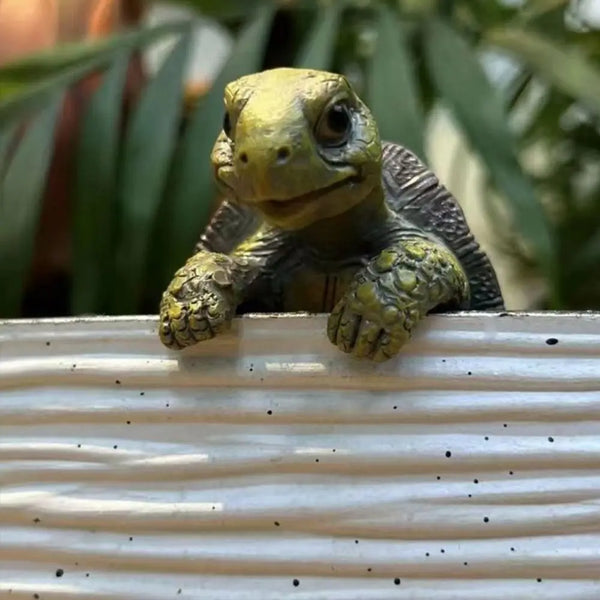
[223,111,232,137]
[315,101,352,147]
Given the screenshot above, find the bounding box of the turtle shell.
[198,141,504,311]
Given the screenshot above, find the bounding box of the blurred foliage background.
[0,0,599,318]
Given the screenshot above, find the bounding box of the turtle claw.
[159,252,237,350]
[328,303,361,354]
[327,282,411,362]
[326,239,468,362]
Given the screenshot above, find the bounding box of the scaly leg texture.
[159,223,289,350]
[159,251,242,349]
[327,237,469,362]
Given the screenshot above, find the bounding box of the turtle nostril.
[276,146,290,164]
[239,152,248,164]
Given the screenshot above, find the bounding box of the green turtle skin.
[159,68,503,361]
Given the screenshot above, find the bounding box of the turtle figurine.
[159,68,503,361]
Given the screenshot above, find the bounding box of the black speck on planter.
[545,338,558,346]
[394,578,401,585]
[445,451,452,458]
[55,569,64,577]
[292,579,300,587]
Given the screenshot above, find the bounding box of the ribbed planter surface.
[0,312,599,599]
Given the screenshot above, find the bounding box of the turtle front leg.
[159,251,243,349]
[159,223,289,350]
[327,237,469,362]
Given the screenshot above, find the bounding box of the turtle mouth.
[258,175,361,216]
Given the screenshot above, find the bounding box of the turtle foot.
[159,252,238,350]
[327,239,469,362]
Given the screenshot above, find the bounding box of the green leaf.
[154,5,275,292]
[575,228,600,273]
[294,2,342,70]
[159,0,268,20]
[424,19,554,276]
[367,4,425,159]
[0,97,62,317]
[110,35,191,314]
[0,22,188,85]
[515,0,569,23]
[0,127,12,158]
[0,124,16,179]
[456,0,520,30]
[504,69,532,110]
[0,22,189,124]
[486,27,600,117]
[71,54,129,315]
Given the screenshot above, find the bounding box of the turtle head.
[211,68,382,230]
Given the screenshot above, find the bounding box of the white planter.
[1,313,599,599]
